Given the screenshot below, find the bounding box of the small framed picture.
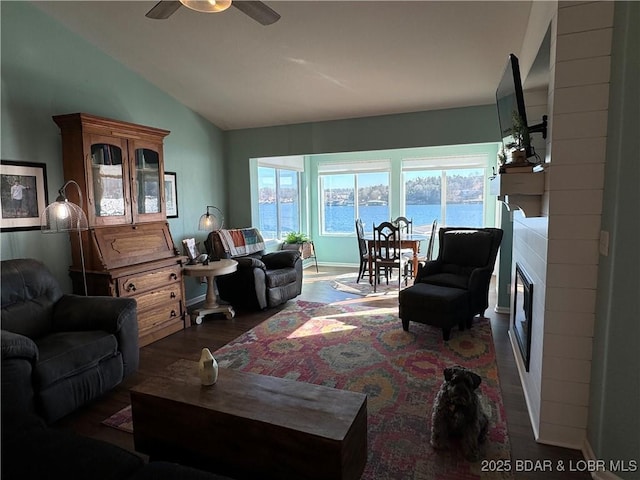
[1,160,49,232]
[164,171,178,218]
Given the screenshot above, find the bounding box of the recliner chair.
[1,258,139,423]
[205,228,303,310]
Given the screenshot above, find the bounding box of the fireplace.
[513,264,533,371]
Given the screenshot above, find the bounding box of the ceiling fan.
[146,0,281,26]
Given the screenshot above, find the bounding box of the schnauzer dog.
[430,365,489,461]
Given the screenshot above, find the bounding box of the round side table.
[183,259,238,325]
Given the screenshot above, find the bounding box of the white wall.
[511,1,613,449]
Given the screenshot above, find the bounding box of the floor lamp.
[40,180,89,295]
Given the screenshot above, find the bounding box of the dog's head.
[442,366,482,407]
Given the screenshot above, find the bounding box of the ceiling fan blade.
[146,1,182,19]
[232,1,281,26]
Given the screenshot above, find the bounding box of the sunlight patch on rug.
[288,318,358,338]
[287,306,396,339]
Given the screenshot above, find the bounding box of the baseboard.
[582,439,628,480]
[313,262,358,268]
[494,306,510,314]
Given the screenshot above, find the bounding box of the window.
[402,155,487,231]
[319,161,390,235]
[257,166,300,240]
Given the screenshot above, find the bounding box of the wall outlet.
[599,230,610,256]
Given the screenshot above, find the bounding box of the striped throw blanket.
[218,228,265,257]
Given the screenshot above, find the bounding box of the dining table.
[364,233,428,285]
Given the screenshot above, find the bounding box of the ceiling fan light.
[180,0,232,13]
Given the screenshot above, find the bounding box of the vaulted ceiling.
[34,1,533,130]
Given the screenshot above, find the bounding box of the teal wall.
[226,105,502,228]
[0,2,225,300]
[588,1,640,473]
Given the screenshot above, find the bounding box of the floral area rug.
[212,300,512,479]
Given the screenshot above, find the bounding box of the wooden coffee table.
[130,359,367,480]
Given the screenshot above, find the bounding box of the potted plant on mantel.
[506,111,530,165]
[282,232,313,259]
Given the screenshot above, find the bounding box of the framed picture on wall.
[0,160,49,232]
[164,171,178,218]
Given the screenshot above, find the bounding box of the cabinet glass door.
[132,143,164,222]
[90,142,127,220]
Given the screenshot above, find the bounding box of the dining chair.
[410,218,439,279]
[393,216,414,273]
[393,216,413,234]
[425,218,438,261]
[372,221,408,292]
[355,218,370,283]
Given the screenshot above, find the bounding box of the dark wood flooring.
[54,267,589,479]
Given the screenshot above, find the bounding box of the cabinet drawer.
[118,266,181,297]
[138,301,183,334]
[134,283,182,312]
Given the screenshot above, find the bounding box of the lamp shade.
[41,181,89,233]
[41,198,88,233]
[180,0,232,13]
[198,205,224,231]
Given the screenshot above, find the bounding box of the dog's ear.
[444,367,456,381]
[468,371,482,389]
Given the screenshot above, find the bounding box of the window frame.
[401,154,489,229]
[256,162,302,241]
[318,160,391,236]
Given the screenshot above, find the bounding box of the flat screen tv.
[496,53,546,160]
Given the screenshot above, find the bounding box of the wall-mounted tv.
[496,53,547,160]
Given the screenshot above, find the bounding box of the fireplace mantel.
[490,171,545,217]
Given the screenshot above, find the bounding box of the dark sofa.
[1,258,139,423]
[205,228,303,310]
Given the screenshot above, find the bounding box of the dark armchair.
[205,228,303,310]
[1,258,139,423]
[415,227,504,317]
[399,228,503,340]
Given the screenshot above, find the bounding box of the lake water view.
[259,203,484,238]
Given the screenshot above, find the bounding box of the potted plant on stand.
[283,231,311,255]
[281,232,317,271]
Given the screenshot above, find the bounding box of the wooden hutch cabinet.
[53,113,187,347]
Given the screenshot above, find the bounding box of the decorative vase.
[198,347,218,386]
